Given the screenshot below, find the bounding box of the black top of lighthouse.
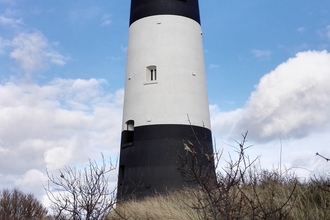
[130,0,201,25]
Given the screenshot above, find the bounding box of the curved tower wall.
[123,14,211,129]
[118,0,213,200]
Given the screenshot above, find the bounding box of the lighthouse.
[117,0,214,200]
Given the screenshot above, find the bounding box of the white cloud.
[0,78,123,197]
[44,146,78,171]
[69,6,100,24]
[0,8,24,28]
[0,0,18,5]
[209,64,219,69]
[251,49,271,60]
[101,14,112,26]
[326,25,330,40]
[0,37,10,54]
[10,31,68,75]
[0,144,9,153]
[121,45,128,52]
[212,50,330,142]
[0,11,68,75]
[210,50,330,178]
[15,169,48,196]
[0,15,23,27]
[107,56,122,61]
[297,27,306,33]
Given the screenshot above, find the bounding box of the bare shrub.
[0,188,48,219]
[176,131,298,220]
[45,155,116,220]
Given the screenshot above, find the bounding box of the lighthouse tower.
[117,0,214,199]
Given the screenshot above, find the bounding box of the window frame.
[145,65,158,85]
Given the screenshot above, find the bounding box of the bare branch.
[316,152,330,162]
[45,155,117,220]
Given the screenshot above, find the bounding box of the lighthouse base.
[117,124,214,200]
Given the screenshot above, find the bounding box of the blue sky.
[1,0,330,205]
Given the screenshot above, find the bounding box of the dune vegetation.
[108,133,330,220]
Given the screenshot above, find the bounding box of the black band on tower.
[117,124,214,200]
[130,0,201,25]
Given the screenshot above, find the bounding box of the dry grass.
[107,174,330,220]
[108,189,206,220]
[290,179,330,220]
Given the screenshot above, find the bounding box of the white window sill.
[144,81,158,85]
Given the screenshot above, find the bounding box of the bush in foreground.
[43,133,330,220]
[45,155,116,220]
[0,188,48,219]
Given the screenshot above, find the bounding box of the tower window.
[126,120,134,132]
[146,65,157,82]
[122,120,134,147]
